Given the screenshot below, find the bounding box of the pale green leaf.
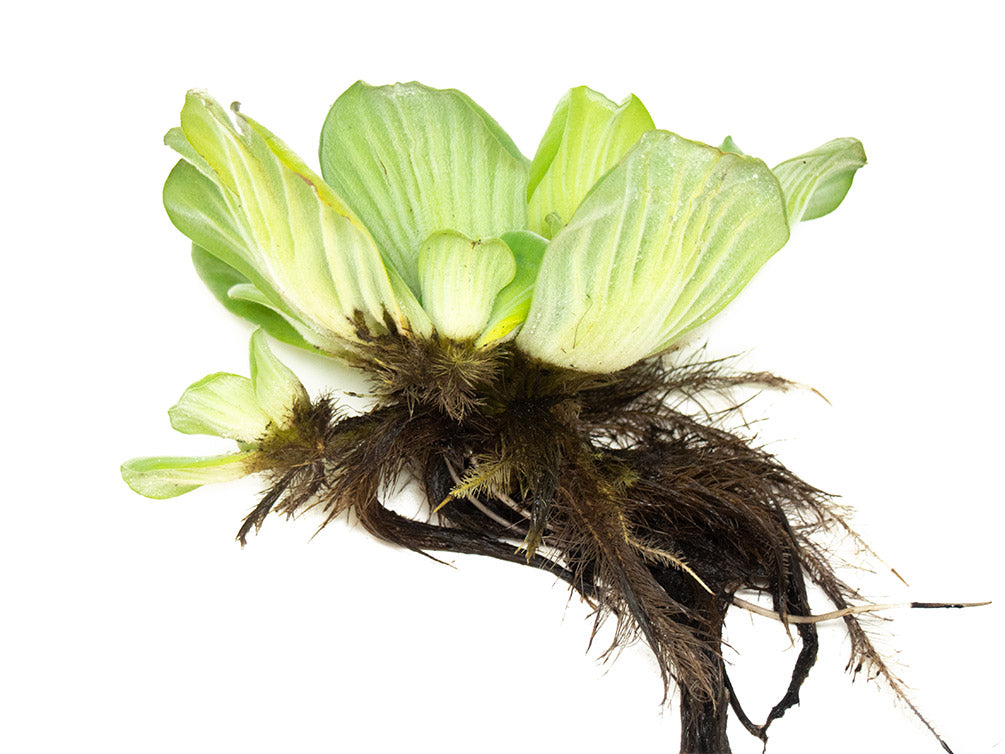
[319,81,530,293]
[249,329,308,426]
[225,282,351,358]
[167,91,427,353]
[121,452,259,499]
[417,231,516,341]
[239,108,431,340]
[165,126,215,180]
[164,158,345,354]
[517,131,790,373]
[719,135,744,155]
[168,372,272,442]
[476,231,549,346]
[191,245,317,352]
[527,86,655,238]
[772,137,866,227]
[165,160,281,302]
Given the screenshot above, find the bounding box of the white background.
[2,2,1001,752]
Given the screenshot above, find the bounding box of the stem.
[679,647,731,754]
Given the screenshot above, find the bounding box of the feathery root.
[237,333,957,754]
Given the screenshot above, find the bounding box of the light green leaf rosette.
[319,82,530,295]
[163,92,431,357]
[121,331,309,499]
[772,138,867,227]
[152,83,867,382]
[527,86,655,238]
[517,131,791,373]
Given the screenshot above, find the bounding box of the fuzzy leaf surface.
[120,452,258,499]
[319,81,529,293]
[772,137,866,226]
[517,131,790,373]
[527,86,655,238]
[417,231,516,340]
[248,329,308,426]
[168,372,271,442]
[191,245,316,351]
[718,135,743,155]
[477,230,549,345]
[164,91,427,354]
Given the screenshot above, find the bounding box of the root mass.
[241,333,955,753]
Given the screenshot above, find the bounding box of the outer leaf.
[164,161,283,303]
[164,152,347,353]
[319,81,530,293]
[224,282,355,359]
[239,108,432,339]
[168,373,272,442]
[517,131,790,373]
[249,329,308,426]
[166,91,428,353]
[772,137,866,226]
[417,231,516,340]
[191,245,317,352]
[121,452,259,500]
[527,86,655,238]
[165,126,213,177]
[476,231,549,346]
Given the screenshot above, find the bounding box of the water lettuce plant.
[122,82,976,753]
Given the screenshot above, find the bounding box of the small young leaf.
[772,137,866,226]
[417,231,516,341]
[527,86,655,238]
[168,373,272,442]
[248,329,309,426]
[121,452,259,500]
[476,231,549,346]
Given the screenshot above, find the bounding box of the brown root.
[235,333,967,754]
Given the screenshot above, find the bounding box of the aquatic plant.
[122,83,980,753]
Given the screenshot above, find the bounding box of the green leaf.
[772,137,866,226]
[168,372,272,442]
[166,91,427,353]
[165,160,281,302]
[121,452,259,499]
[164,157,346,353]
[719,135,744,155]
[517,131,790,373]
[527,86,655,238]
[191,245,317,352]
[417,231,516,340]
[476,231,549,346]
[319,81,530,293]
[249,329,308,426]
[165,126,214,177]
[224,281,351,358]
